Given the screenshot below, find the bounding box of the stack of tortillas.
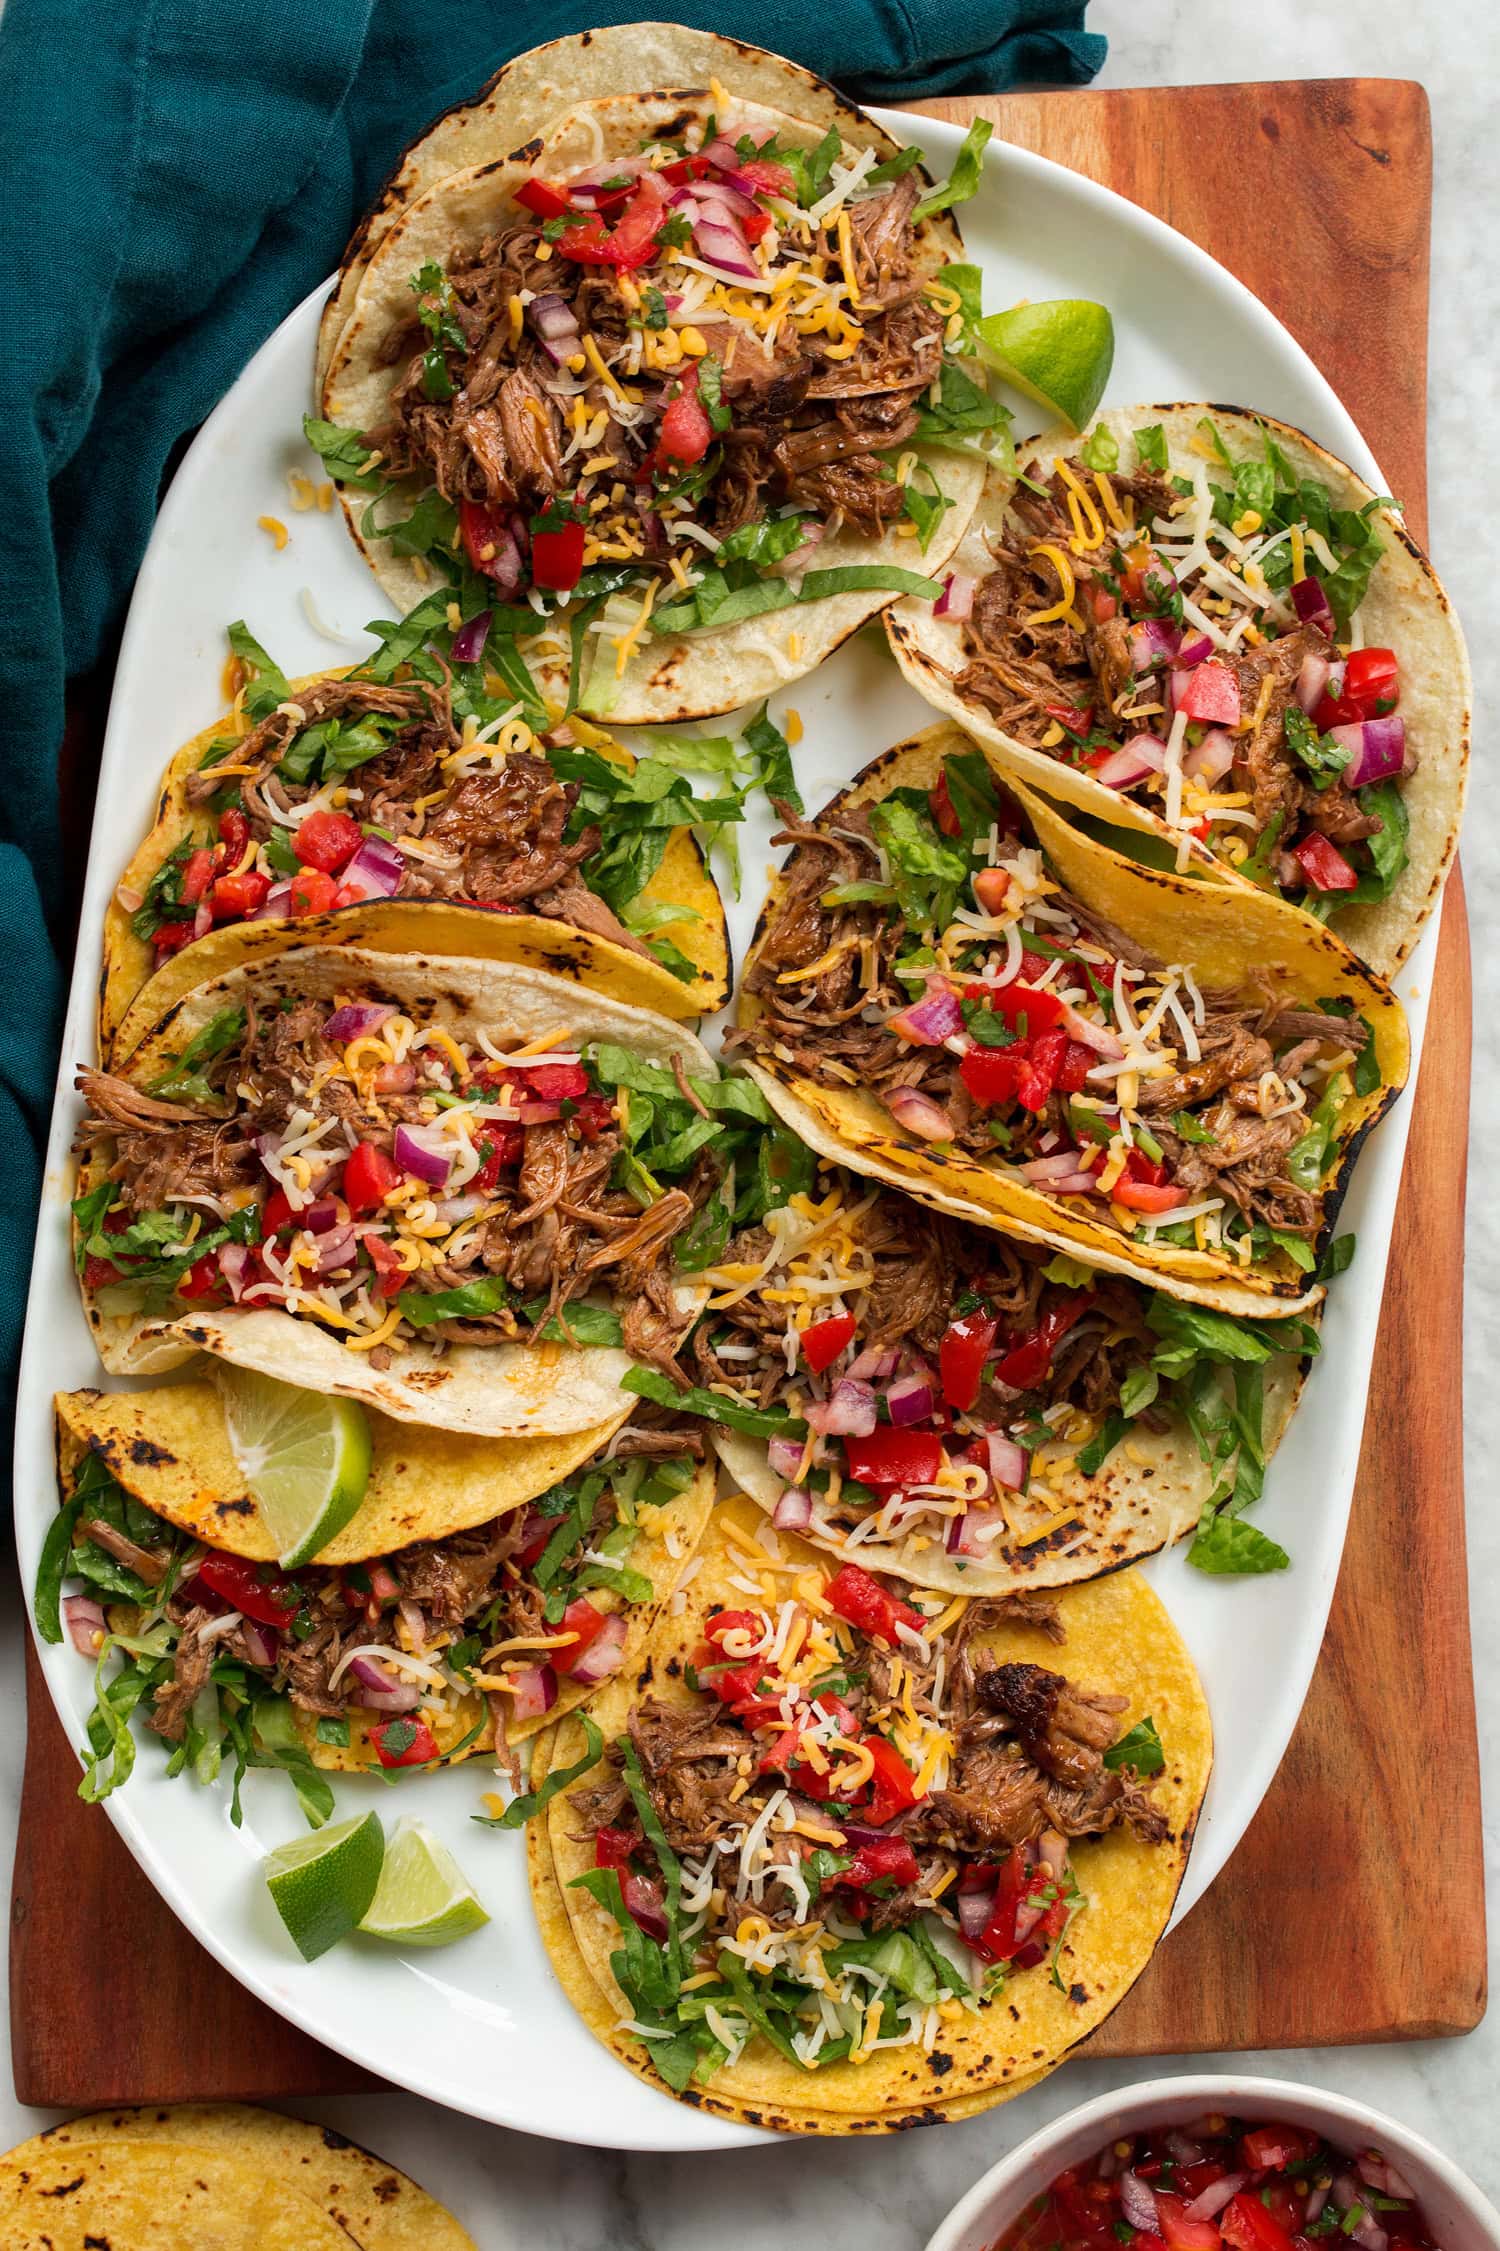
[0,2103,476,2249]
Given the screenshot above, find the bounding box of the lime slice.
[264,1811,385,1962]
[358,1818,490,1948]
[219,1368,373,1566]
[976,300,1115,432]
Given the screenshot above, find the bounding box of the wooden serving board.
[11,76,1482,2110]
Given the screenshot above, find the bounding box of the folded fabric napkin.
[0,0,1104,1414]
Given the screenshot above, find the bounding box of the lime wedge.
[264,1811,385,1962]
[219,1368,373,1566]
[976,299,1115,432]
[358,1818,490,1948]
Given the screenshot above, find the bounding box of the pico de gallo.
[72,987,784,1370]
[689,1172,1315,1577]
[741,743,1381,1272]
[546,1536,1175,2092]
[306,110,1017,706]
[987,2112,1443,2251]
[40,1423,697,1811]
[946,415,1413,920]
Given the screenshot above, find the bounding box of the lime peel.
[976,300,1116,433]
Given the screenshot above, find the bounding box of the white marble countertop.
[4,7,1495,2242]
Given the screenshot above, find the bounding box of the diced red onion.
[338,835,406,904]
[1144,556,1178,599]
[1176,634,1214,667]
[703,138,772,199]
[1291,574,1335,632]
[883,1085,955,1142]
[889,981,963,1045]
[192,899,213,941]
[1023,1149,1090,1183]
[957,1883,995,1942]
[690,202,759,279]
[249,879,292,922]
[451,609,491,664]
[571,1611,628,1685]
[1351,2221,1389,2251]
[1129,617,1181,672]
[1295,650,1332,713]
[1091,735,1166,790]
[770,518,827,577]
[847,1345,898,1383]
[1183,726,1236,783]
[323,1001,395,1044]
[1057,1003,1126,1061]
[885,1373,935,1426]
[772,1486,812,1531]
[1336,714,1406,788]
[393,1124,452,1187]
[300,1196,341,1234]
[1356,2156,1417,2202]
[308,1226,356,1275]
[1165,2131,1205,2165]
[803,1379,877,1439]
[935,572,977,620]
[1332,2176,1362,2214]
[767,1435,807,1482]
[567,156,649,192]
[1120,2172,1161,2233]
[946,1509,986,1557]
[397,1597,427,1651]
[1305,2182,1333,2225]
[219,1243,248,1298]
[509,1663,557,1723]
[1186,2175,1247,2222]
[622,1870,669,1941]
[985,1432,1028,1491]
[63,1595,107,1658]
[528,293,582,368]
[346,1655,422,1713]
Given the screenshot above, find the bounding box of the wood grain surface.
[11,75,1482,2111]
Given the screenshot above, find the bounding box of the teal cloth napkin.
[0,0,1104,1409]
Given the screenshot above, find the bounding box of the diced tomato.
[343,1140,401,1215]
[972,1846,1030,1964]
[1174,2163,1230,2203]
[972,867,1011,915]
[516,1507,564,1570]
[1343,645,1399,716]
[259,1187,295,1237]
[993,1296,1092,1390]
[473,1128,524,1191]
[754,1706,817,1775]
[1219,2196,1299,2251]
[939,1308,997,1412]
[1118,542,1154,605]
[531,515,586,592]
[1125,1146,1168,1189]
[1055,1038,1095,1094]
[569,1093,615,1144]
[657,377,713,466]
[210,868,272,921]
[552,1596,609,1678]
[152,918,197,957]
[372,1717,439,1768]
[594,1825,637,1870]
[1239,2126,1318,2172]
[175,1252,225,1304]
[983,980,1065,1035]
[1311,690,1366,732]
[707,1659,771,1712]
[515,176,573,219]
[659,153,715,185]
[193,1552,298,1628]
[289,866,339,916]
[520,1060,590,1101]
[799,1312,855,1374]
[294,809,363,873]
[1174,662,1241,725]
[557,173,666,268]
[217,807,250,857]
[842,1429,943,1493]
[1112,1178,1189,1214]
[735,156,798,200]
[959,1035,1062,1116]
[705,1608,761,1646]
[825,1563,926,1643]
[1292,831,1359,892]
[179,847,215,907]
[1261,2187,1310,2236]
[1082,582,1117,624]
[1045,701,1096,734]
[361,1232,405,1299]
[929,771,962,837]
[862,1735,923,1824]
[83,1253,124,1290]
[459,496,524,585]
[839,1833,921,1889]
[1153,2196,1226,2251]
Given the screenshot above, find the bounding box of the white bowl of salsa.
[926,2079,1500,2251]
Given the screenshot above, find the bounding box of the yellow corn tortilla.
[9,2106,475,2250]
[885,405,1471,977]
[76,947,715,1435]
[530,1490,1210,2131]
[322,92,984,724]
[102,669,730,1060]
[317,23,901,391]
[0,2141,358,2249]
[740,723,1410,1317]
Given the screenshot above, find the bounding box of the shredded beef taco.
[71,945,789,1435]
[525,1491,1209,2132]
[313,66,1004,722]
[105,631,731,1057]
[732,724,1408,1317]
[688,1168,1308,1591]
[885,406,1470,975]
[47,1403,713,1801]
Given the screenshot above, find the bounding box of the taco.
[312,63,1003,722]
[105,635,732,1057]
[0,2139,363,2251]
[885,405,1471,975]
[689,1168,1309,1590]
[733,724,1408,1317]
[46,1399,713,1799]
[71,945,790,1434]
[526,1491,1209,2131]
